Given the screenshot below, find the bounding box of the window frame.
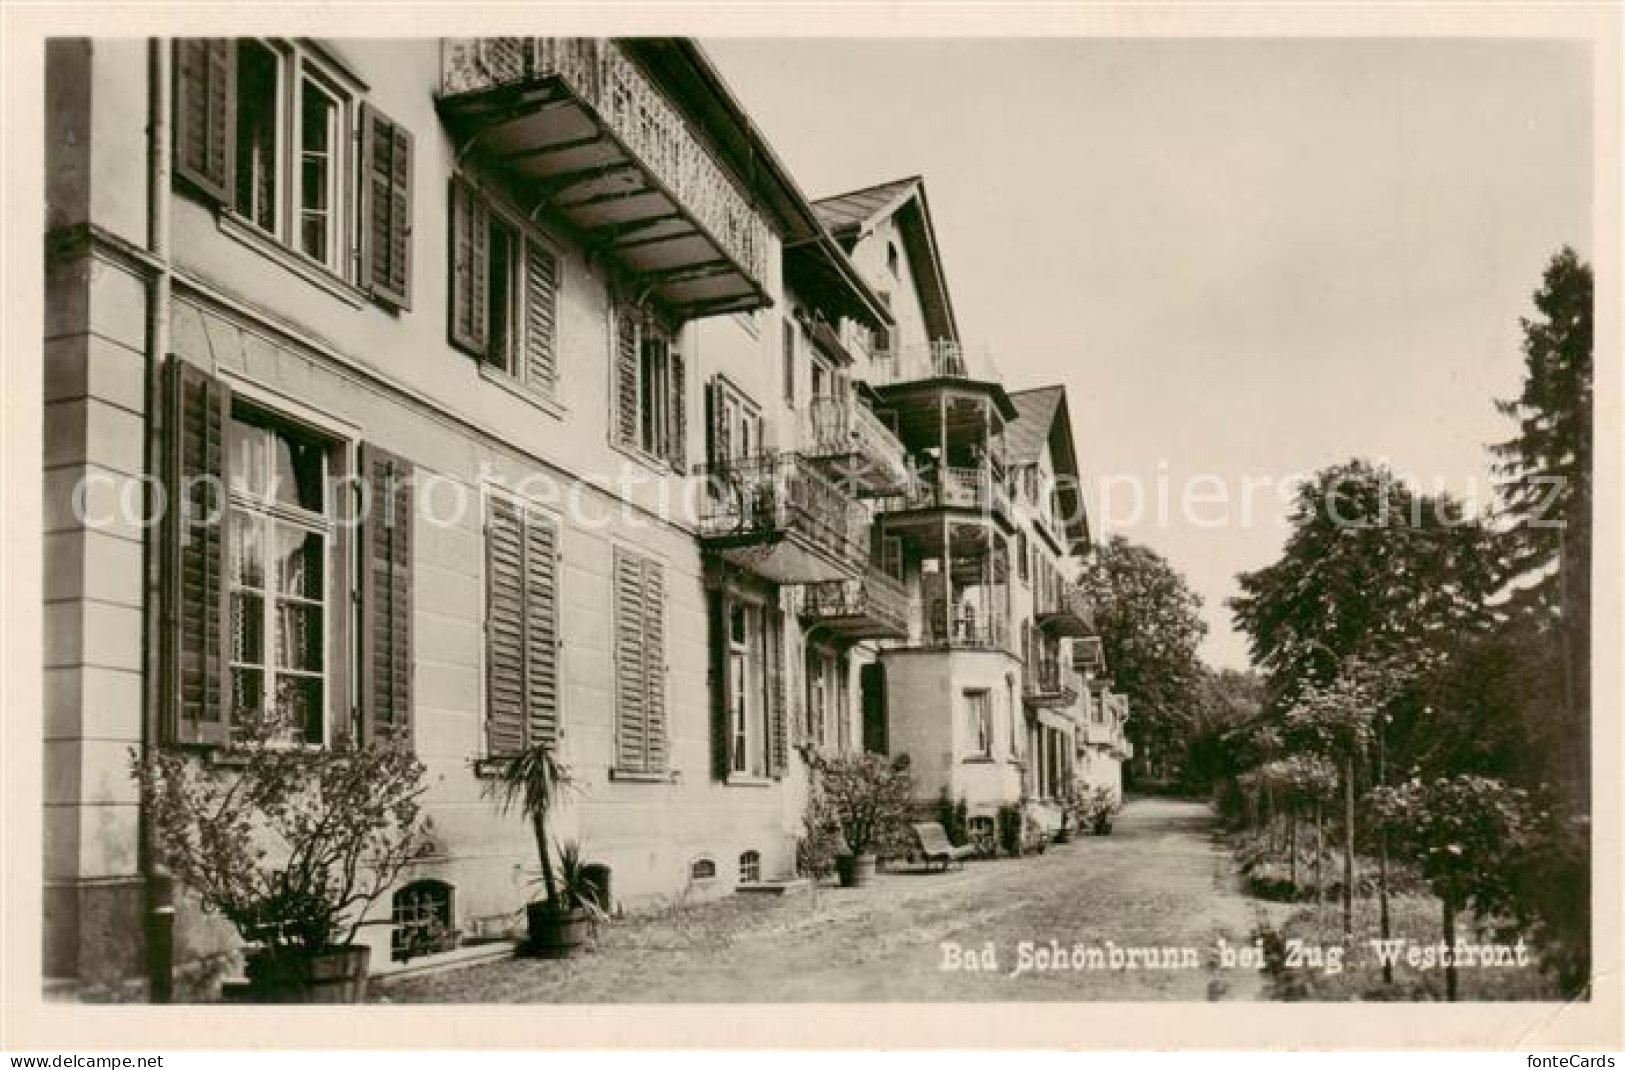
[222,398,351,749]
[963,688,992,759]
[725,599,772,779]
[782,317,797,407]
[226,38,357,279]
[615,305,684,470]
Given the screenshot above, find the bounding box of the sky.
[703,38,1593,670]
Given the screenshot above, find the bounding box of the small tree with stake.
[1282,670,1376,939]
[1371,774,1534,1001]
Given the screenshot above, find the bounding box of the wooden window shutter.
[166,358,230,746]
[173,39,235,204]
[521,510,561,749]
[666,349,687,470]
[485,496,526,755]
[612,547,648,770]
[448,178,489,356]
[613,309,639,449]
[768,610,787,778]
[640,557,668,771]
[708,588,730,781]
[523,240,559,392]
[360,444,414,747]
[360,104,414,309]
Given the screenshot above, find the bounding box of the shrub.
[132,711,432,961]
[807,752,915,858]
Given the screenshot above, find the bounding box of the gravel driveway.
[377,797,1272,1002]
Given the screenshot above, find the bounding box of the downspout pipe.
[141,37,176,1004]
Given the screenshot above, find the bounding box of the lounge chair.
[913,822,976,872]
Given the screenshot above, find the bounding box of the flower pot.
[523,902,593,959]
[1093,819,1114,836]
[238,945,370,1003]
[834,852,877,888]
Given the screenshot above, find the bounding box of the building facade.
[42,36,1121,999]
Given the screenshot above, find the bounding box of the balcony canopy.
[439,38,777,322]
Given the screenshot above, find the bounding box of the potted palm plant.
[133,710,432,1002]
[489,745,601,958]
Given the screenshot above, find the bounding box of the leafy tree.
[1490,246,1593,808]
[1182,667,1265,795]
[1077,535,1208,784]
[1229,460,1497,708]
[1371,775,1537,1001]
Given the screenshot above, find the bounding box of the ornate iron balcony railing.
[441,38,772,295]
[803,396,912,497]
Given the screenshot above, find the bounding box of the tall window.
[226,409,333,744]
[448,180,562,396]
[807,646,843,749]
[229,42,352,273]
[174,40,411,304]
[611,308,686,469]
[298,78,340,264]
[711,378,761,465]
[235,41,280,234]
[728,602,770,777]
[1007,678,1020,758]
[964,689,991,758]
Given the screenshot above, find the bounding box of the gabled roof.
[813,176,923,237]
[1008,385,1091,552]
[812,176,961,344]
[1007,386,1065,466]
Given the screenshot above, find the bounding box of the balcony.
[1023,658,1079,709]
[1037,583,1095,638]
[1080,722,1116,747]
[919,601,1010,652]
[869,341,1000,387]
[698,453,865,584]
[801,565,910,641]
[879,464,1015,539]
[802,397,912,498]
[1072,635,1107,675]
[439,38,772,320]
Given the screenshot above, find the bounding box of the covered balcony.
[908,529,1012,653]
[801,564,910,641]
[698,453,865,584]
[879,463,1014,539]
[802,396,912,498]
[1037,582,1095,638]
[438,38,773,320]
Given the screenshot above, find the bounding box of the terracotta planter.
[835,852,877,888]
[237,945,370,1003]
[523,902,593,959]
